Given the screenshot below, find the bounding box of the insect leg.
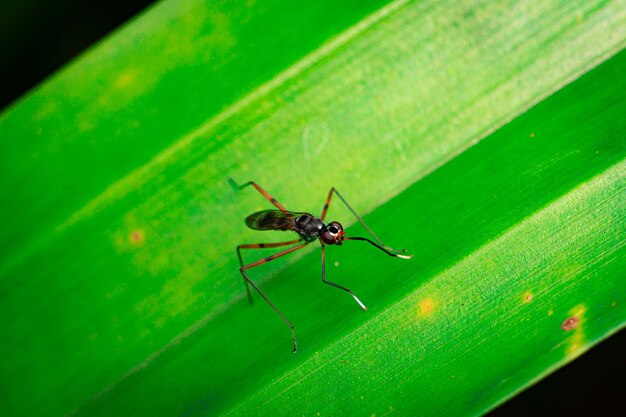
[320,244,367,310]
[237,239,303,303]
[229,178,288,212]
[320,187,337,221]
[345,236,412,259]
[321,187,410,256]
[240,242,308,352]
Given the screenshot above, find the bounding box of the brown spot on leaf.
[561,316,579,331]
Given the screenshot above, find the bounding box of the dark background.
[1,1,624,415]
[0,0,154,111]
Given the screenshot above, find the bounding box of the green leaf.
[1,1,625,416]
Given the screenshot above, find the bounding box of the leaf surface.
[1,1,625,416]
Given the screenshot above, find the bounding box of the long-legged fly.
[230,179,411,352]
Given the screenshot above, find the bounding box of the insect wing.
[245,210,302,231]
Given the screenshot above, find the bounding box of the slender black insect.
[230,179,412,352]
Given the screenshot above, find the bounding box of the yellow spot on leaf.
[569,304,586,318]
[115,70,136,88]
[523,292,533,303]
[417,298,435,317]
[564,304,587,357]
[566,329,584,357]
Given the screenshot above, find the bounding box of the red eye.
[321,231,336,244]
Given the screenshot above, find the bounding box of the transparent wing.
[245,210,305,231]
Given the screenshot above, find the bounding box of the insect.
[230,179,412,352]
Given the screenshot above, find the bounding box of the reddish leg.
[321,187,409,256]
[320,187,337,221]
[237,239,303,303]
[229,178,288,212]
[240,242,309,352]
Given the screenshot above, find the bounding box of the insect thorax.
[295,214,324,241]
